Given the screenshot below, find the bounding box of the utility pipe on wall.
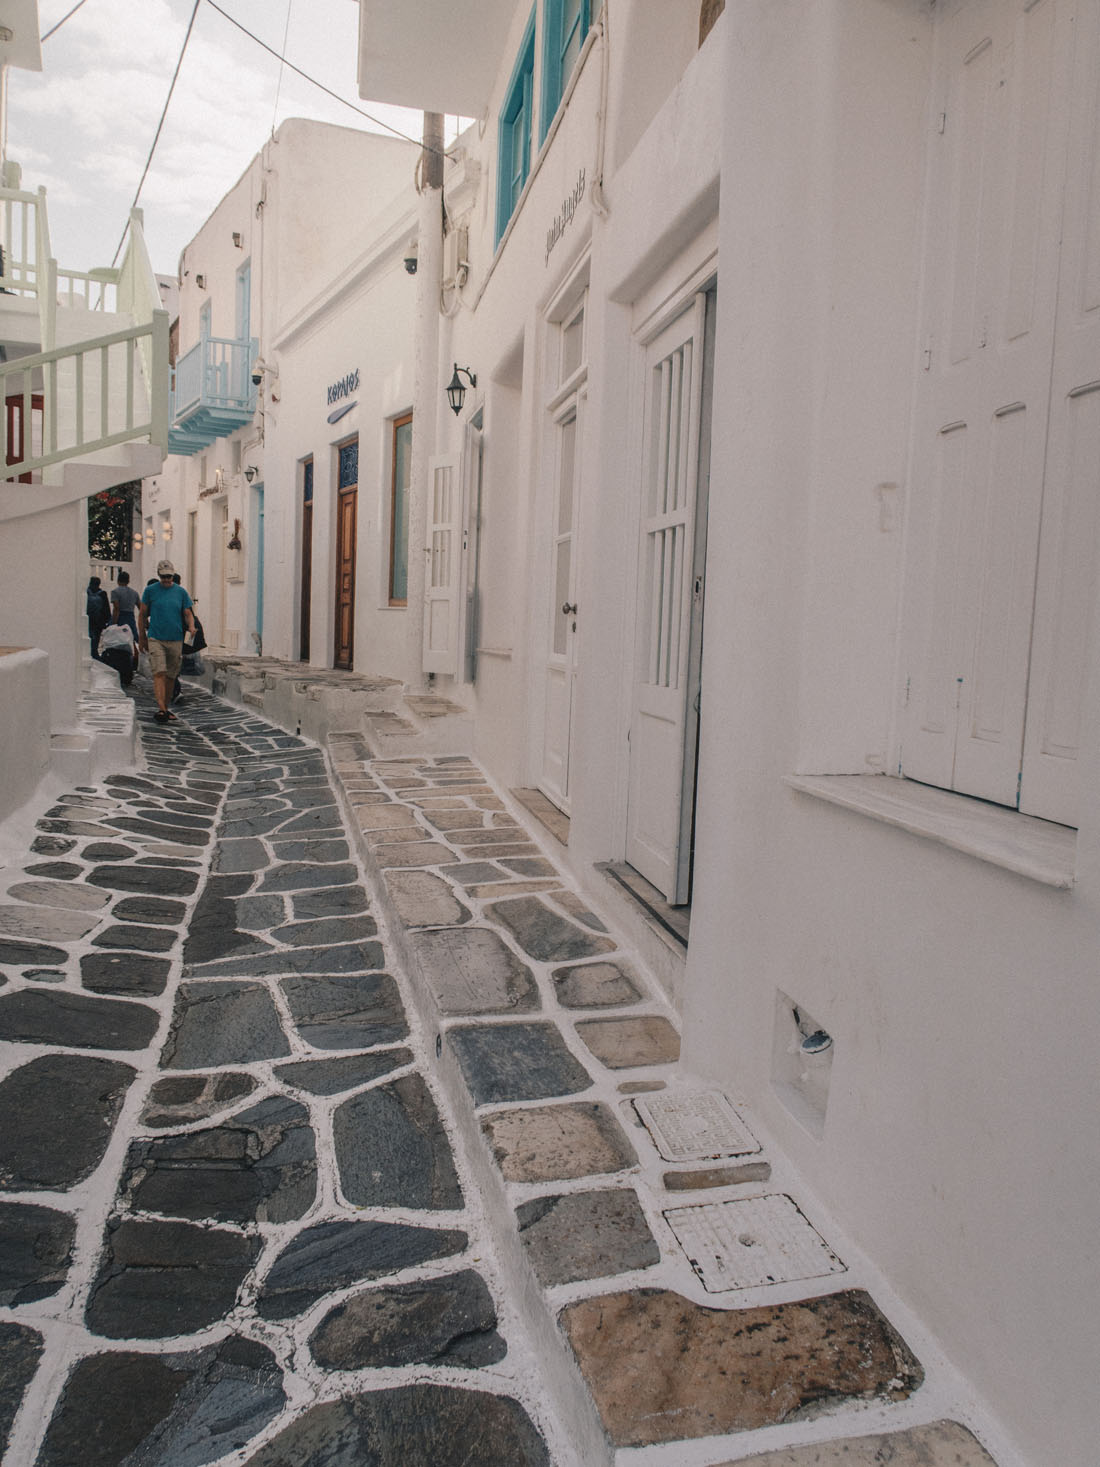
[405,112,445,688]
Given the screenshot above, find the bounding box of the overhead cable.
[202,0,449,159]
[111,0,201,266]
[40,0,91,42]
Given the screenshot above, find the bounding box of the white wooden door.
[625,293,707,901]
[540,394,584,809]
[901,0,1080,812]
[423,453,462,675]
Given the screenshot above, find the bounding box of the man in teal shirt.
[139,560,194,723]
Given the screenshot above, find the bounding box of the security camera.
[251,357,270,386]
[403,240,418,275]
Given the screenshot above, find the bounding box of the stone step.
[326,743,1005,1466]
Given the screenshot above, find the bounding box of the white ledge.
[784,774,1076,889]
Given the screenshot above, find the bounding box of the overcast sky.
[9,0,438,278]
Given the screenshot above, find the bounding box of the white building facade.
[146,118,419,669]
[352,2,1100,1464]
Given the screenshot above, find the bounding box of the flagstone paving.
[0,685,1003,1466]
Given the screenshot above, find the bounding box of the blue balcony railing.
[168,334,258,454]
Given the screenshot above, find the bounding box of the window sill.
[783,774,1076,890]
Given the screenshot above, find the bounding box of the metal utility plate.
[664,1193,846,1293]
[634,1090,760,1162]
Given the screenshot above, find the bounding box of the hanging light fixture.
[446,363,477,416]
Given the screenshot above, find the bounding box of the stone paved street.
[0,684,1004,1466]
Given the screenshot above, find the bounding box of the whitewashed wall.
[148,121,418,669]
[0,502,84,726]
[264,181,418,669]
[0,647,51,821]
[679,4,1100,1464]
[410,1,1100,1459]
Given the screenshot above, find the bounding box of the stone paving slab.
[308,1268,507,1369]
[34,1336,286,1467]
[239,1384,551,1467]
[717,1421,999,1465]
[560,1288,923,1447]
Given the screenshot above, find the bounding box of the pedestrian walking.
[84,576,109,660]
[110,569,141,638]
[97,620,136,687]
[138,559,194,724]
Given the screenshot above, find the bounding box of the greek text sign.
[545,168,586,266]
[327,369,360,405]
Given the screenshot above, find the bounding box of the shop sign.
[326,368,359,424]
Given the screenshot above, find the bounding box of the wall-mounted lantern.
[244,465,258,483]
[446,363,477,416]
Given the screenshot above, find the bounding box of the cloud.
[9,0,425,275]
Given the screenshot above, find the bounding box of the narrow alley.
[0,681,1003,1466]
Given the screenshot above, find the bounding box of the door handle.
[561,602,578,615]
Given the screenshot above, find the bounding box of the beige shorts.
[147,639,183,678]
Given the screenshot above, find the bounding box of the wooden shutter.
[901,0,1071,811]
[1019,0,1100,825]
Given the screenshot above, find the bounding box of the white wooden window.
[901,0,1099,829]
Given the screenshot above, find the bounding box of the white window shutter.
[422,453,463,676]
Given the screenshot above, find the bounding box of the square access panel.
[634,1090,761,1162]
[664,1193,846,1293]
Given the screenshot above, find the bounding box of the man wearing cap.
[139,560,195,724]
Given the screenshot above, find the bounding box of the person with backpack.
[85,576,110,660]
[138,560,194,724]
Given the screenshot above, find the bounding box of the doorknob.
[561,602,578,615]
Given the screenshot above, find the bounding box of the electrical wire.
[110,0,201,266]
[40,0,91,42]
[269,0,293,137]
[202,0,449,159]
[103,0,453,272]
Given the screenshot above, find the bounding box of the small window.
[541,0,591,140]
[561,299,585,382]
[497,12,536,244]
[338,439,358,489]
[390,413,413,604]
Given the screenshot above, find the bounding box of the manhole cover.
[664,1193,846,1292]
[634,1090,760,1161]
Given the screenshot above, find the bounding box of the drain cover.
[664,1193,846,1292]
[634,1090,760,1162]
